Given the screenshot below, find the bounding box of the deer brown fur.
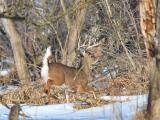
[41,46,89,99]
[43,63,89,94]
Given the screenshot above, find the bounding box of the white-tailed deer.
[41,46,90,100]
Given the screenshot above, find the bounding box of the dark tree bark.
[140,0,160,119]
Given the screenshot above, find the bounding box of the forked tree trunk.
[63,0,88,66]
[139,0,160,119]
[0,0,31,84]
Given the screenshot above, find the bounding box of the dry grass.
[1,84,47,105]
[1,76,148,110]
[107,77,148,96]
[134,110,147,120]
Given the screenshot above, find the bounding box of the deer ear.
[48,57,52,63]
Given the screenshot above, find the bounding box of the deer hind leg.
[43,80,52,103]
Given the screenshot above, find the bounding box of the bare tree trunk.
[139,0,156,63]
[63,0,88,66]
[0,0,31,84]
[60,0,71,30]
[140,0,160,119]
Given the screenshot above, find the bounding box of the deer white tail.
[41,46,52,83]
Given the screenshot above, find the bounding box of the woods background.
[0,0,160,119]
[0,0,144,84]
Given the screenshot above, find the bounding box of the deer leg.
[43,80,52,103]
[64,88,71,103]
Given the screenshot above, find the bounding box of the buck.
[41,46,90,101]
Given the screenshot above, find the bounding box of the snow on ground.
[0,94,148,120]
[0,68,148,119]
[0,85,18,94]
[0,69,12,76]
[100,94,147,102]
[0,59,14,76]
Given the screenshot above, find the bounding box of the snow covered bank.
[0,94,148,120]
[0,85,18,94]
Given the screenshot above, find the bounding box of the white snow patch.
[0,94,148,120]
[0,69,11,76]
[100,95,147,102]
[0,85,18,94]
[0,59,14,65]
